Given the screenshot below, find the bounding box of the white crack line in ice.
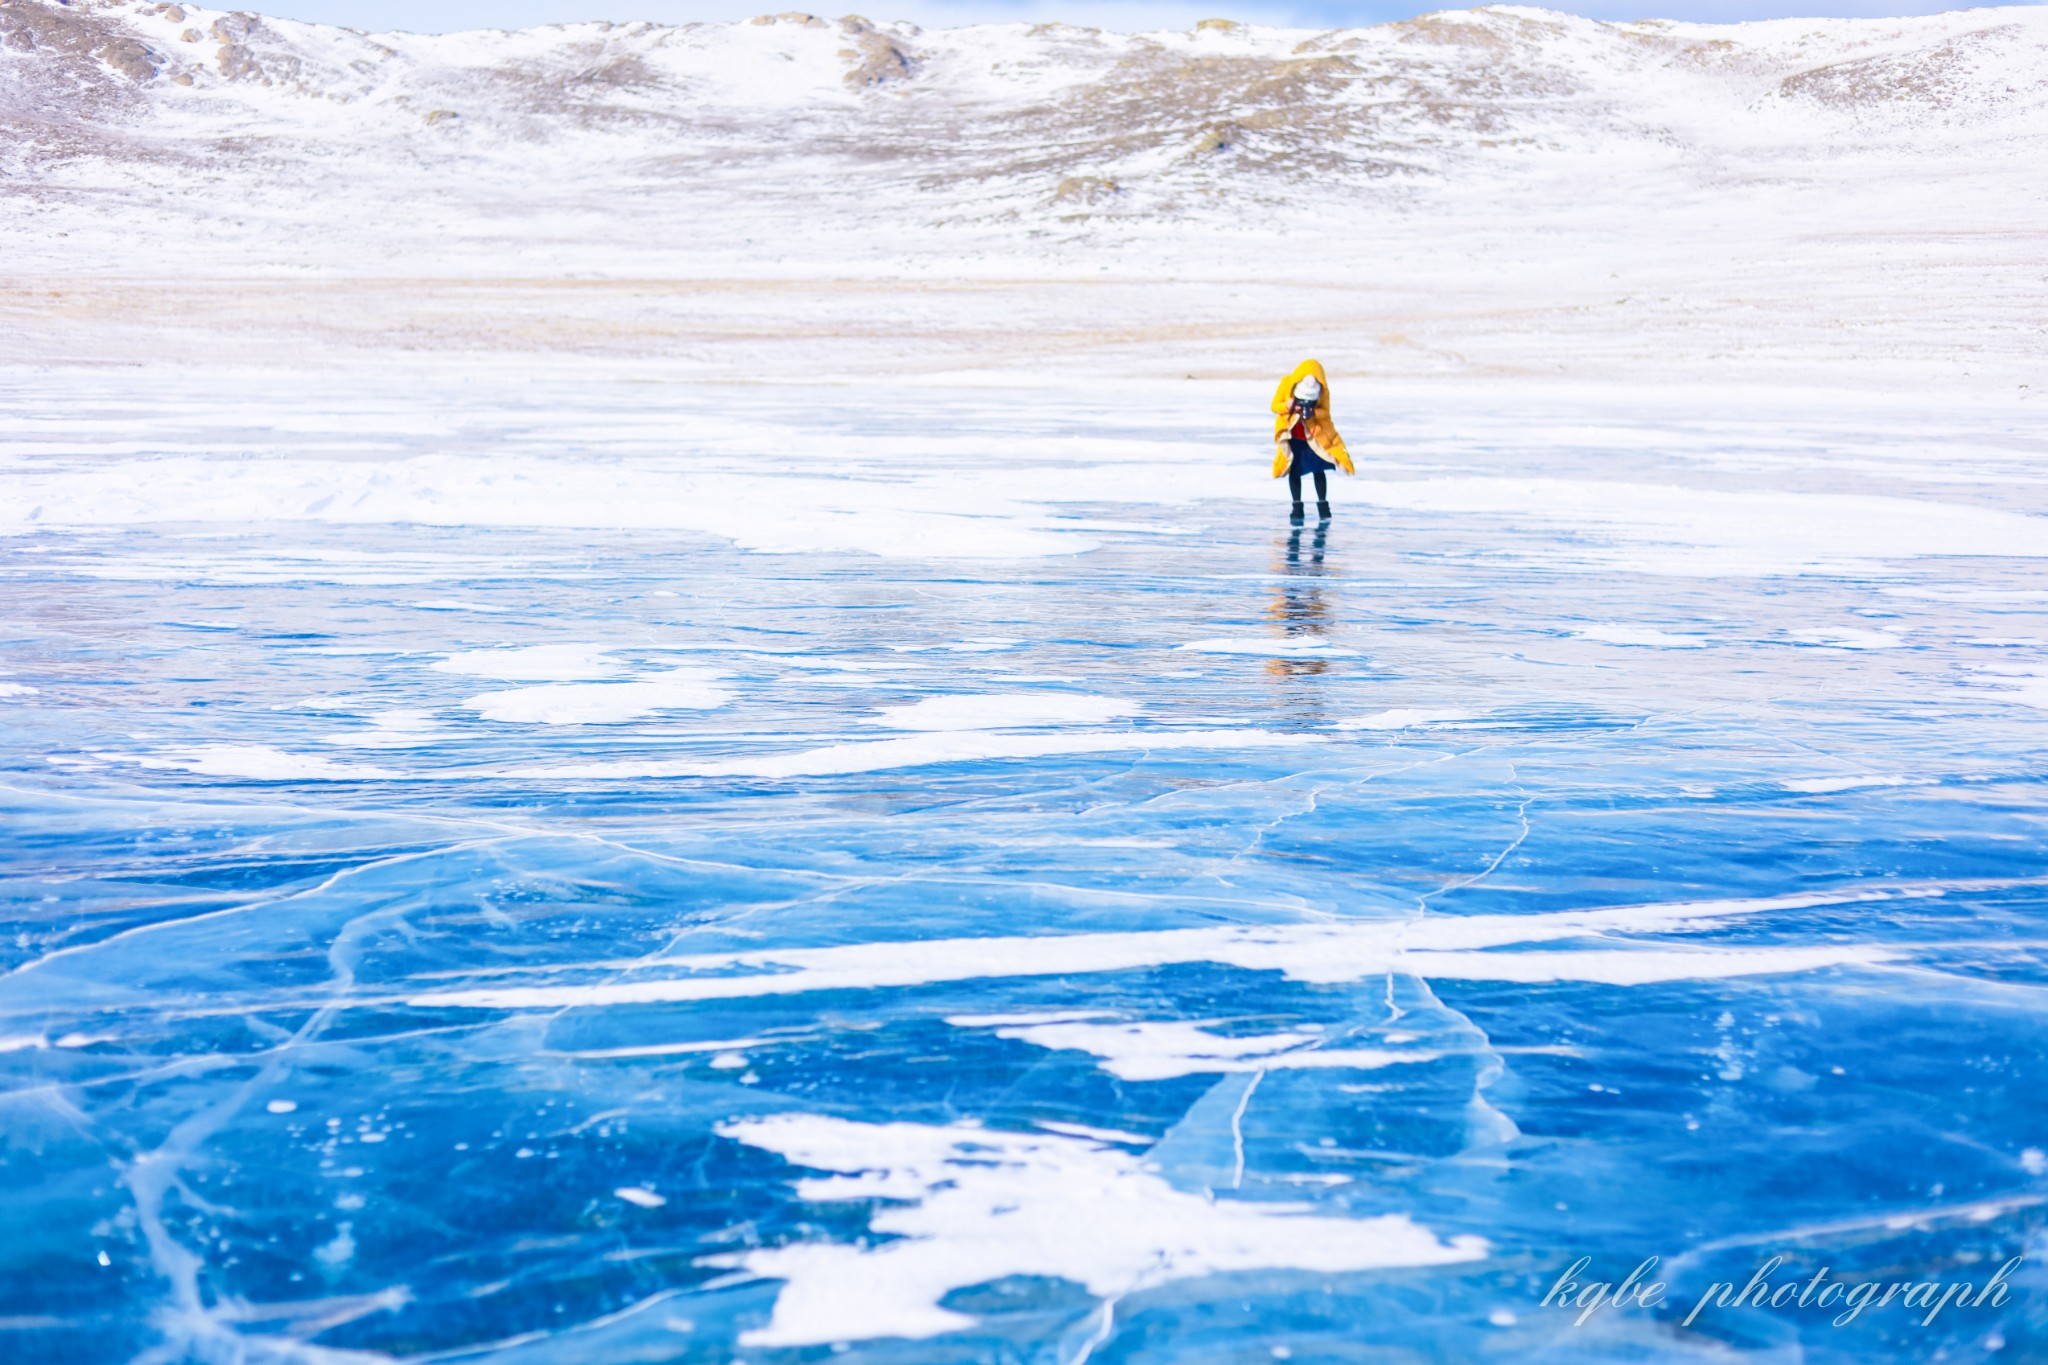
[1405,974,1525,1155]
[1404,766,1533,1159]
[1065,1294,1121,1365]
[401,872,1359,987]
[945,1014,1423,1082]
[0,835,519,983]
[1207,744,1491,895]
[0,781,889,994]
[122,895,418,1365]
[1661,1191,2048,1277]
[1229,1069,1264,1191]
[1416,769,1533,916]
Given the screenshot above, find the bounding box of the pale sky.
[247,0,2025,34]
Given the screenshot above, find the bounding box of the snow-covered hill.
[3,0,2044,389]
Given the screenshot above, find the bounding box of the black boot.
[1317,500,1332,520]
[1289,501,1305,524]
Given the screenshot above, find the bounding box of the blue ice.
[1,373,2045,1362]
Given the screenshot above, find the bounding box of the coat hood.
[1271,359,1332,419]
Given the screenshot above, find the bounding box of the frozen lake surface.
[2,372,2046,1362]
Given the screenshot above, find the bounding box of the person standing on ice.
[1271,359,1354,523]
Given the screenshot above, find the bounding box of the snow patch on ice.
[121,745,401,781]
[1335,709,1473,731]
[0,457,1101,561]
[1032,1120,1154,1146]
[1780,775,1933,794]
[517,727,1317,779]
[1178,638,1359,658]
[0,682,38,699]
[711,1114,1486,1346]
[1575,625,1709,648]
[324,709,446,749]
[891,638,1026,654]
[465,667,732,726]
[1967,664,2048,710]
[1350,480,2048,578]
[1789,628,1905,650]
[431,644,625,681]
[408,598,511,613]
[868,692,1140,731]
[948,1014,1431,1081]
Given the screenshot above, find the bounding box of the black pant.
[1288,469,1328,504]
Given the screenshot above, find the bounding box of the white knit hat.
[1291,375,1323,403]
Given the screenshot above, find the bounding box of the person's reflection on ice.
[1267,521,1334,701]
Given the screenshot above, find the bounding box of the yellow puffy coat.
[1270,358,1355,478]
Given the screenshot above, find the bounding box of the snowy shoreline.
[4,2,2045,394]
